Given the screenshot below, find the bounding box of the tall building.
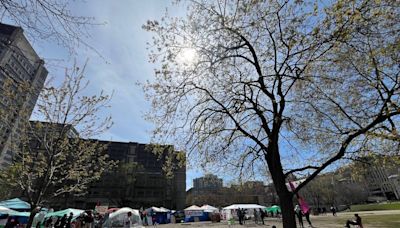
[193,174,223,191]
[52,140,186,210]
[0,23,48,168]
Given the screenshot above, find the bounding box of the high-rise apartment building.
[0,23,48,168]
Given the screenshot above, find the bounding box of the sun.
[177,48,198,66]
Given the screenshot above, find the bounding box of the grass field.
[350,202,400,211]
[312,212,400,228]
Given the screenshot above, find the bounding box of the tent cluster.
[0,198,282,227]
[0,199,144,228]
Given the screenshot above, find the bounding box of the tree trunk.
[27,206,38,228]
[266,138,297,228]
[279,191,297,228]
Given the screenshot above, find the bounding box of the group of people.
[42,212,74,228]
[294,204,362,228]
[235,208,268,225]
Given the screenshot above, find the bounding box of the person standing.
[330,205,337,216]
[253,209,259,224]
[123,212,132,228]
[66,213,73,228]
[60,214,67,228]
[259,209,265,225]
[294,205,304,228]
[236,208,242,225]
[241,209,246,225]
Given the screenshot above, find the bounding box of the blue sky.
[8,1,340,191]
[10,1,205,190]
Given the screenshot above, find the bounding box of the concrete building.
[187,175,271,207]
[54,140,186,210]
[365,165,400,200]
[193,174,223,192]
[0,23,48,168]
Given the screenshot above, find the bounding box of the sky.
[10,1,206,190]
[5,0,339,191]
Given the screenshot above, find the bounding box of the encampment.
[266,205,281,214]
[0,198,30,211]
[145,207,170,224]
[221,204,266,221]
[103,207,142,228]
[44,208,84,221]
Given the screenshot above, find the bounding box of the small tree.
[143,1,400,227]
[0,62,114,227]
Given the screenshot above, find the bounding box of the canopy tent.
[222,204,266,210]
[266,205,281,213]
[0,198,30,211]
[159,207,171,212]
[103,207,142,228]
[0,206,14,214]
[147,207,169,213]
[0,206,29,217]
[184,205,202,211]
[183,205,214,223]
[200,205,218,213]
[0,206,30,226]
[145,207,171,224]
[44,208,84,221]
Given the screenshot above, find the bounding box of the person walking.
[294,205,304,228]
[303,209,313,228]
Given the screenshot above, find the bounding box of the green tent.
[44,208,84,221]
[265,205,281,213]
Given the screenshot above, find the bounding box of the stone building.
[0,23,48,168]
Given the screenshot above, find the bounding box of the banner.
[95,206,108,215]
[185,210,203,217]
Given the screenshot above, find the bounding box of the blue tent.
[0,198,31,211]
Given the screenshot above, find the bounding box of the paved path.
[154,210,400,228]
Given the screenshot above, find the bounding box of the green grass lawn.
[350,202,400,211]
[362,214,400,228]
[313,213,400,228]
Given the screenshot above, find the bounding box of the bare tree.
[143,0,400,227]
[0,0,99,53]
[0,62,114,227]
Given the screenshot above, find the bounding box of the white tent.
[200,205,218,213]
[147,207,169,213]
[103,207,142,228]
[222,204,266,221]
[0,206,15,214]
[223,204,266,210]
[159,207,171,212]
[184,205,202,211]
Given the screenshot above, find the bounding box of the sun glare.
[177,48,198,66]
